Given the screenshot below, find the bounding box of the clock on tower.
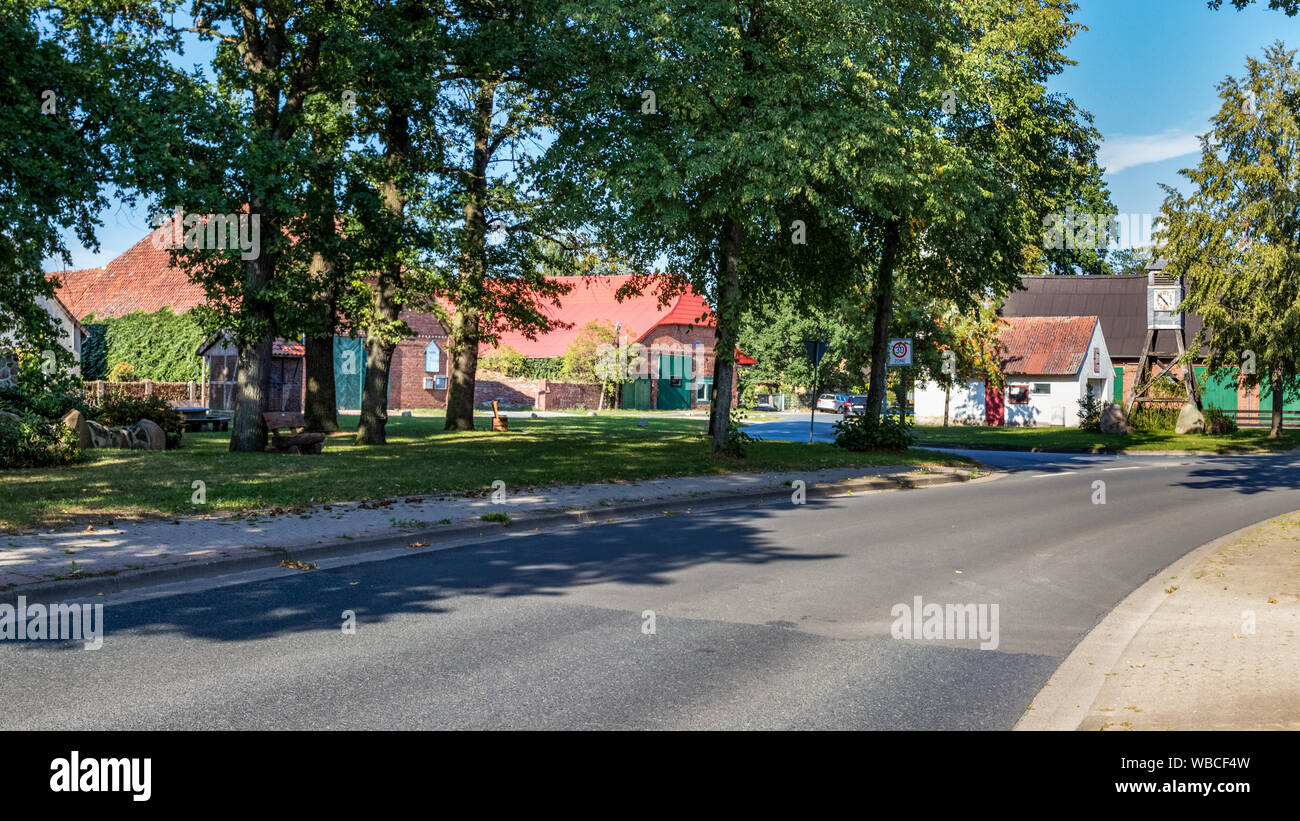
[1147,272,1183,330]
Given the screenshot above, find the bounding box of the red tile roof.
[999,315,1099,376]
[49,224,209,320]
[484,275,716,358]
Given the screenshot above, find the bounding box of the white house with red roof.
[913,315,1113,427]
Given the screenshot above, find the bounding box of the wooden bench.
[263,412,326,454]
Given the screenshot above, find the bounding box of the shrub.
[479,345,527,378]
[1203,404,1238,435]
[1130,404,1179,432]
[832,412,914,452]
[0,412,84,469]
[94,394,184,448]
[0,384,90,421]
[107,361,135,382]
[1077,390,1103,432]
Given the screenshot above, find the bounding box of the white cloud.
[1097,130,1202,174]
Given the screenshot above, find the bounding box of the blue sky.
[1055,0,1299,223]
[50,1,1300,271]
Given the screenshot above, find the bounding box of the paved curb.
[916,440,1298,457]
[1013,516,1281,731]
[1,467,988,605]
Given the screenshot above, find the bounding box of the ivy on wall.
[80,308,206,382]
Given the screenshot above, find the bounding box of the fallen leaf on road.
[1268,597,1278,604]
[278,559,317,572]
[408,541,428,548]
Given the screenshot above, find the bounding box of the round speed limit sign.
[888,338,913,366]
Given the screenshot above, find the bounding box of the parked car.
[816,393,846,412]
[840,394,868,416]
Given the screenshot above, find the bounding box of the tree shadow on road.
[45,502,841,644]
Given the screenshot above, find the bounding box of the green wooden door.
[1113,366,1124,404]
[1195,366,1239,411]
[623,378,651,410]
[1259,379,1300,412]
[656,354,692,410]
[334,336,365,411]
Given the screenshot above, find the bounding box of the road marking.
[1102,466,1144,472]
[1032,471,1077,478]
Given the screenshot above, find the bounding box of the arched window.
[424,340,441,373]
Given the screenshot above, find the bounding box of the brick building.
[50,227,749,413]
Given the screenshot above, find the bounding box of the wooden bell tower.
[1126,258,1200,414]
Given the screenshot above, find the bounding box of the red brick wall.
[637,324,738,408]
[537,380,605,410]
[389,309,450,410]
[475,372,543,409]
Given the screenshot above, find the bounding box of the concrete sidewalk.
[0,463,979,597]
[1019,511,1300,730]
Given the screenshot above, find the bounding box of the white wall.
[914,378,986,425]
[0,294,82,379]
[913,321,1114,427]
[1004,322,1112,427]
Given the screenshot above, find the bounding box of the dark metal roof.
[1000,275,1203,361]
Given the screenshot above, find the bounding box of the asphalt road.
[2,447,1299,729]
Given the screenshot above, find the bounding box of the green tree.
[1159,42,1300,438]
[177,1,353,452]
[1209,0,1299,14]
[832,0,1113,425]
[2,1,189,360]
[479,344,527,377]
[560,320,614,383]
[557,0,927,451]
[434,1,585,432]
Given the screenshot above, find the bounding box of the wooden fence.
[83,380,201,406]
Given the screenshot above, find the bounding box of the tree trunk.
[865,218,903,425]
[444,306,481,430]
[356,107,410,444]
[229,256,275,452]
[444,81,495,432]
[304,332,339,433]
[356,271,401,444]
[710,216,742,453]
[357,338,396,444]
[1269,369,1285,439]
[943,382,951,427]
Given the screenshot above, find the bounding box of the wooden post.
[1126,329,1155,415]
[143,379,153,398]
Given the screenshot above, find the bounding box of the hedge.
[81,308,206,382]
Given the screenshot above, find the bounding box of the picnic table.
[175,407,229,432]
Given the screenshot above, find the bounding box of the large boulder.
[1175,403,1205,435]
[1099,403,1133,434]
[0,410,19,423]
[85,419,131,449]
[61,409,93,449]
[133,418,166,450]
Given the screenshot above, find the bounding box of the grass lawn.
[0,414,976,532]
[913,424,1300,454]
